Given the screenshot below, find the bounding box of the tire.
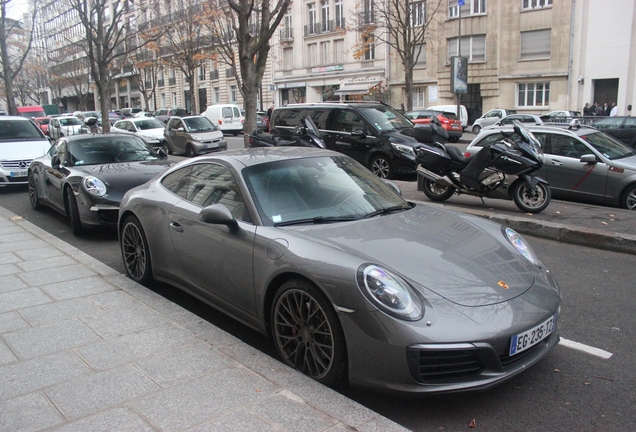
[120,215,153,284]
[65,187,84,235]
[185,144,196,158]
[449,136,460,143]
[28,173,42,211]
[369,154,393,179]
[620,183,636,210]
[422,178,455,202]
[271,279,347,386]
[511,180,551,213]
[472,125,481,134]
[162,141,172,155]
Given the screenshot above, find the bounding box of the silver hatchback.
[466,125,636,210]
[163,116,227,157]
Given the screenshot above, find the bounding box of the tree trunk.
[404,59,414,112]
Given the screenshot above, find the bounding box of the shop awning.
[334,82,378,96]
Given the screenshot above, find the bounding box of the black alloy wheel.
[28,174,42,211]
[369,154,393,179]
[120,215,153,284]
[620,183,636,210]
[186,144,196,158]
[422,178,455,202]
[65,187,83,235]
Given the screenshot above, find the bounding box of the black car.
[269,102,422,179]
[592,116,636,149]
[28,134,174,235]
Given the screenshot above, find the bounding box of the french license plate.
[509,315,555,356]
[452,124,460,129]
[205,143,219,149]
[10,171,28,178]
[225,118,233,124]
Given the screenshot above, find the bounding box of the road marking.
[559,338,613,359]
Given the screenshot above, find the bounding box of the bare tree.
[49,53,93,110]
[203,0,290,146]
[0,0,38,115]
[354,0,443,112]
[130,45,161,111]
[63,0,163,131]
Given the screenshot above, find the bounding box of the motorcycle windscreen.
[303,116,321,137]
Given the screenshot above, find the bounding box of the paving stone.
[3,318,101,360]
[0,340,17,367]
[132,366,277,432]
[0,311,29,333]
[81,302,168,338]
[0,287,51,314]
[134,342,236,388]
[19,298,102,327]
[16,255,77,272]
[14,246,64,261]
[188,410,278,432]
[0,225,23,235]
[247,391,337,431]
[77,324,199,371]
[0,238,49,253]
[88,289,144,309]
[0,231,38,243]
[0,263,20,276]
[0,392,64,431]
[49,407,156,432]
[41,276,117,300]
[0,274,27,293]
[18,263,97,287]
[0,351,92,401]
[46,365,160,420]
[0,252,20,265]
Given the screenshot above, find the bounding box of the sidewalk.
[0,205,408,432]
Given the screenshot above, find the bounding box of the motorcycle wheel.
[511,181,551,213]
[422,178,455,202]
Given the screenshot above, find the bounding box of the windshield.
[135,119,165,130]
[359,106,412,131]
[243,156,409,226]
[581,131,635,160]
[184,117,217,132]
[69,136,160,166]
[0,119,46,140]
[59,118,84,126]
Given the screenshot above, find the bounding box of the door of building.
[593,79,619,108]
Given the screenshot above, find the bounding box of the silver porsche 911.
[118,147,561,394]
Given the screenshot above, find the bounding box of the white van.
[426,105,468,131]
[202,104,244,135]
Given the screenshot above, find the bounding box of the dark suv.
[269,102,422,179]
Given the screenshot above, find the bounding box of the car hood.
[286,206,535,307]
[188,130,223,140]
[2,140,50,160]
[611,154,636,171]
[73,159,174,199]
[138,128,165,139]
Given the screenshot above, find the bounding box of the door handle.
[169,221,183,232]
[550,160,563,166]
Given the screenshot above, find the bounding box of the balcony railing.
[305,19,346,36]
[210,70,219,80]
[358,11,374,26]
[280,27,293,40]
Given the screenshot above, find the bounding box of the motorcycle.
[79,117,102,134]
[248,116,326,149]
[415,118,551,213]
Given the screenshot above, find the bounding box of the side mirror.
[177,127,185,132]
[351,129,366,137]
[580,154,597,163]
[384,180,402,196]
[51,154,61,169]
[198,204,239,231]
[156,148,168,158]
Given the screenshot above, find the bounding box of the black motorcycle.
[415,119,551,213]
[248,116,326,149]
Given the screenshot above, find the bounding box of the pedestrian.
[603,103,611,116]
[583,103,592,116]
[266,103,275,118]
[594,102,603,116]
[400,103,405,114]
[609,102,617,117]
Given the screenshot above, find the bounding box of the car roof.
[474,124,598,139]
[0,115,33,121]
[282,101,389,109]
[188,147,344,169]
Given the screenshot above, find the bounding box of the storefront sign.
[312,65,344,73]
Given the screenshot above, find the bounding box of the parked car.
[202,104,244,136]
[32,116,51,136]
[16,105,46,118]
[404,110,462,142]
[482,113,545,131]
[465,124,636,210]
[154,107,188,123]
[0,116,50,186]
[121,107,142,117]
[163,115,227,157]
[269,102,421,179]
[49,116,88,140]
[133,111,154,118]
[111,117,167,150]
[255,112,269,131]
[590,116,636,149]
[425,104,468,130]
[28,134,174,235]
[74,111,102,122]
[540,110,582,125]
[118,146,562,394]
[471,109,518,134]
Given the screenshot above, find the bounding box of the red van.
[16,106,47,118]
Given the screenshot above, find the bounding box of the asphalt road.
[2,136,634,430]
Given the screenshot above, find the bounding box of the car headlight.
[503,227,541,266]
[191,135,203,141]
[357,264,424,321]
[82,176,107,197]
[391,142,416,156]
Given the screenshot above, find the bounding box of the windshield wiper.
[362,205,410,219]
[274,215,360,227]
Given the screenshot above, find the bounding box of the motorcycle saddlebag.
[415,143,453,171]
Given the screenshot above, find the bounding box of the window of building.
[517,82,550,107]
[320,41,330,65]
[160,93,166,107]
[364,34,375,60]
[283,47,294,70]
[213,87,220,104]
[522,0,552,10]
[449,0,486,18]
[334,39,345,63]
[321,0,330,32]
[414,43,426,66]
[283,9,292,38]
[307,3,317,34]
[447,35,486,62]
[230,85,237,103]
[307,43,318,67]
[520,29,551,60]
[411,1,425,27]
[335,0,344,28]
[172,92,177,106]
[414,87,426,108]
[362,0,374,24]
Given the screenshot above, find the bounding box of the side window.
[273,108,304,128]
[161,166,193,199]
[232,107,240,117]
[474,132,504,147]
[549,135,588,158]
[625,118,636,128]
[307,108,330,130]
[185,163,248,221]
[169,118,181,130]
[221,107,233,117]
[334,109,366,133]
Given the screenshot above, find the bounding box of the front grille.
[407,348,483,382]
[1,159,32,169]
